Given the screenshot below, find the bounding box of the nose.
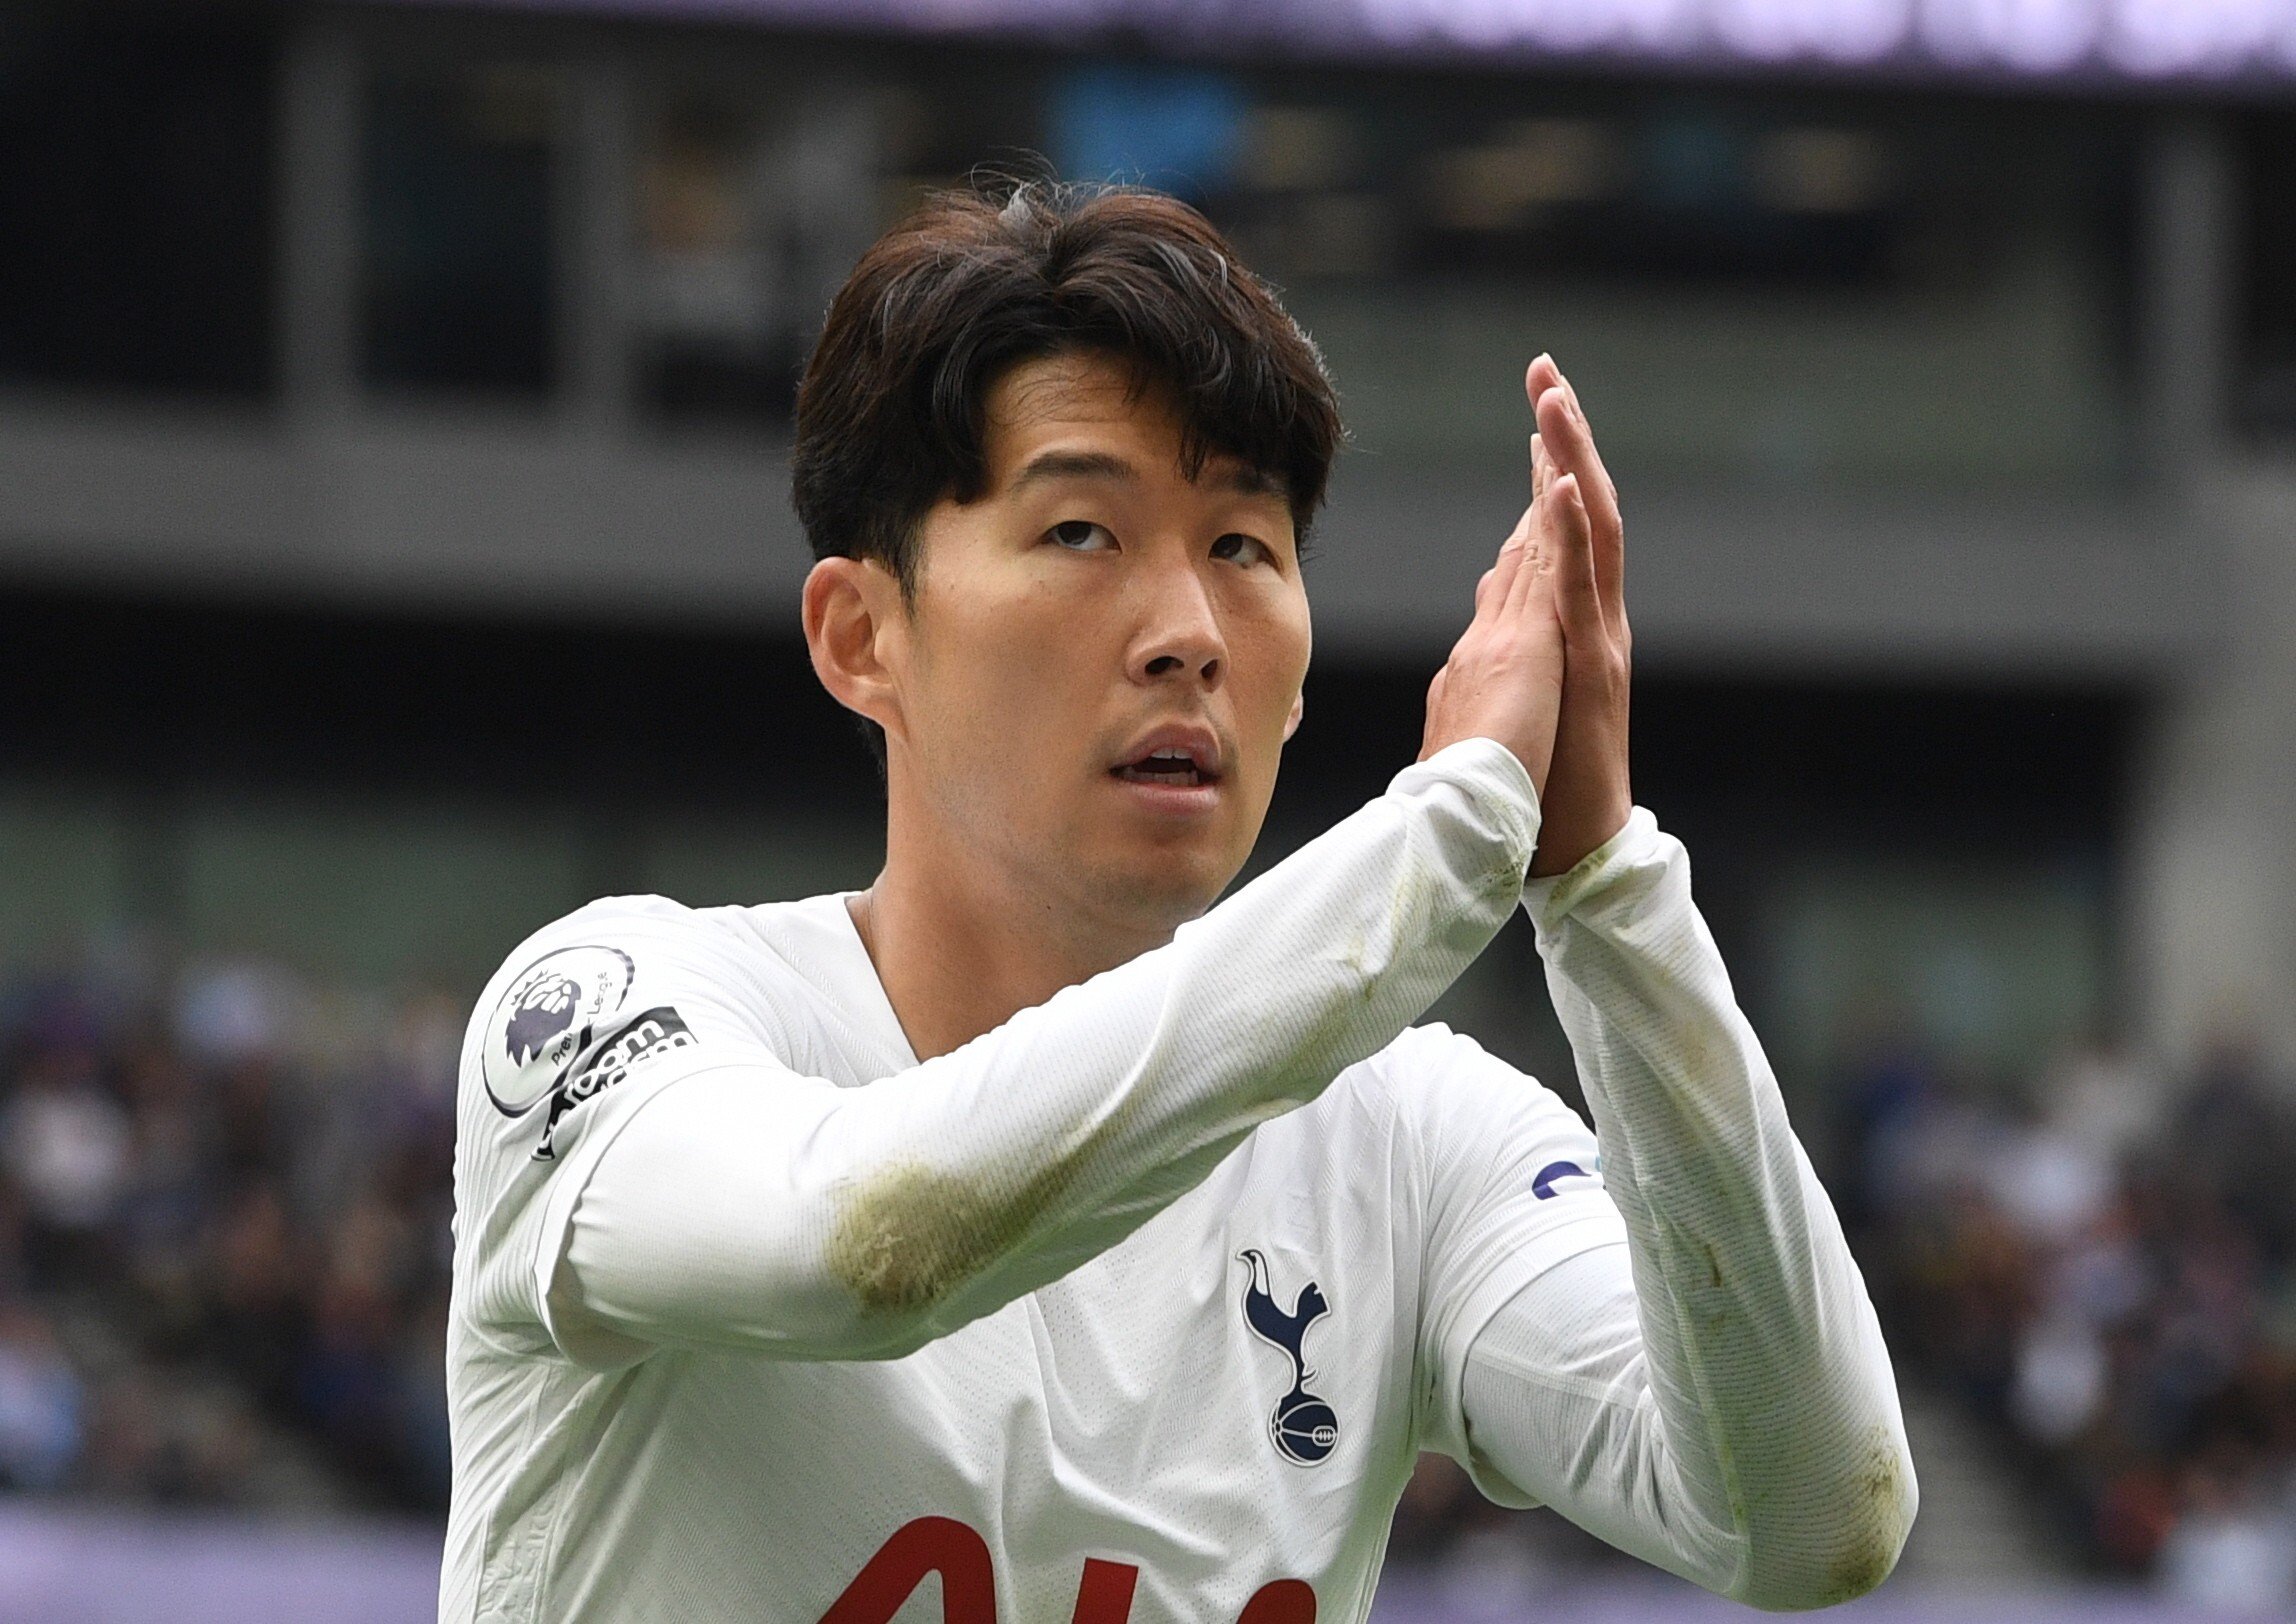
[1129,554,1226,690]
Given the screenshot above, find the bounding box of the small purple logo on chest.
[1237,1249,1338,1466]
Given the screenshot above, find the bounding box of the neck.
[851,808,1174,1062]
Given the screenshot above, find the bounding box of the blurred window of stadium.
[2236,109,2296,439]
[633,77,882,423]
[359,61,563,397]
[629,46,1043,425]
[0,9,276,398]
[602,40,2144,483]
[1033,58,2140,486]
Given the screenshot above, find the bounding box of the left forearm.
[1524,810,1916,1608]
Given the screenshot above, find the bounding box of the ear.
[802,556,910,743]
[1282,688,1305,742]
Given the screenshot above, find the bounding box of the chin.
[1092,844,1235,935]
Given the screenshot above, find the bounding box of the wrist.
[1526,797,1632,878]
[1394,736,1545,877]
[1520,804,1662,933]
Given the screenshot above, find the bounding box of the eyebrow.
[1008,448,1285,500]
[1010,450,1136,490]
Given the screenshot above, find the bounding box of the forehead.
[989,351,1148,432]
[982,352,1277,497]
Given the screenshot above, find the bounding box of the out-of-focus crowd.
[3,945,2294,1610]
[1839,1020,2296,1611]
[0,948,457,1512]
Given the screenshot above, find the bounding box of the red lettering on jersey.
[819,1516,995,1624]
[1237,1578,1317,1624]
[824,1517,1315,1623]
[1069,1557,1140,1623]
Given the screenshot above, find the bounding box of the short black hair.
[790,175,1348,761]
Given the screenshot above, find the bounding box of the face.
[825,350,1312,943]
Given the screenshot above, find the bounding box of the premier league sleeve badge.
[481,945,636,1118]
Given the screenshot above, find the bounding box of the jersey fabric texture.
[438,739,1913,1622]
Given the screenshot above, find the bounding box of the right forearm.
[563,738,1539,1360]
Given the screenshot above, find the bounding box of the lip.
[1108,720,1226,816]
[1109,721,1225,781]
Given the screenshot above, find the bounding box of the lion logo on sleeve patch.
[482,946,635,1116]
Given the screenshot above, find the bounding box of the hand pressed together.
[1419,354,1634,878]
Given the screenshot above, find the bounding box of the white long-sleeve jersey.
[439,738,1913,1623]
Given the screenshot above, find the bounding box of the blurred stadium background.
[3,1,2296,1618]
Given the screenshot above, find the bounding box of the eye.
[1212,532,1275,568]
[1045,519,1117,552]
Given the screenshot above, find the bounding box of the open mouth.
[1109,725,1224,791]
[1113,749,1218,789]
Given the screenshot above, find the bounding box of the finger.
[1482,500,1535,618]
[1502,496,1535,553]
[1536,374,1623,611]
[1474,539,1520,619]
[1531,432,1553,505]
[1534,374,1625,625]
[1546,472,1606,647]
[1504,525,1559,624]
[1525,353,1563,410]
[1505,488,1558,614]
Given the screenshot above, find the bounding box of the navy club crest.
[1237,1249,1339,1466]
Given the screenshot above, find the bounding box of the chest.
[652,1126,1423,1621]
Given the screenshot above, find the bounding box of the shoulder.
[470,895,739,1048]
[1275,1022,1584,1174]
[480,890,849,1007]
[487,892,729,979]
[1357,1021,1573,1125]
[1352,1022,1599,1204]
[462,891,841,1121]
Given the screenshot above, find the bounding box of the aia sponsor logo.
[535,1006,694,1160]
[820,1518,1315,1623]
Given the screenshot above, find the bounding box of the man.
[441,179,1915,1623]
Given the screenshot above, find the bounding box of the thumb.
[1420,665,1450,761]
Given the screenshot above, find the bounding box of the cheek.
[1232,598,1312,742]
[914,579,1097,770]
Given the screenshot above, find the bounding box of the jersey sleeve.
[1393,1022,1629,1499]
[456,738,1547,1371]
[451,898,803,1367]
[1446,807,1917,1610]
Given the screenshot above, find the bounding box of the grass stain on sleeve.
[827,1161,1064,1317]
[1819,1426,1914,1604]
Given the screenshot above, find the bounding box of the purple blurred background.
[415,0,2296,86]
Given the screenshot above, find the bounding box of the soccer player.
[441,180,1915,1623]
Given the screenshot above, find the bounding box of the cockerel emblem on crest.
[1238,1248,1339,1466]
